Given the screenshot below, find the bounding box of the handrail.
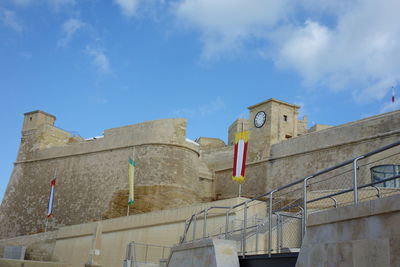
[180,139,400,245]
[307,173,400,204]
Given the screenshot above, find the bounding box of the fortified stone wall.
[0,115,213,239]
[2,102,400,241]
[212,110,400,199]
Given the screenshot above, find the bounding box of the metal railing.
[124,242,171,267]
[180,140,400,257]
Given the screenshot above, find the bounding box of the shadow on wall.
[102,185,214,219]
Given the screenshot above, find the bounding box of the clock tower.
[247,99,301,161]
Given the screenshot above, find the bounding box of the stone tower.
[247,99,302,161]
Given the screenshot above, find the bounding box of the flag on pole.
[232,131,249,184]
[392,87,395,103]
[128,157,135,206]
[47,179,56,218]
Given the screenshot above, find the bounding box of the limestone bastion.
[1,98,400,239]
[0,110,214,238]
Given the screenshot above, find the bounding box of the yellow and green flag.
[128,158,135,206]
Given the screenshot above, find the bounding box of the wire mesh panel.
[178,141,400,259]
[126,242,171,266]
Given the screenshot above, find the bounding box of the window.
[371,165,400,188]
[283,115,287,121]
[30,117,32,121]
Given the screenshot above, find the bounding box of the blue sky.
[1,0,400,202]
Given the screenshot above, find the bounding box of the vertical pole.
[268,193,274,257]
[255,224,259,254]
[225,208,230,239]
[192,214,197,241]
[303,176,311,238]
[145,244,148,263]
[242,202,248,257]
[127,205,130,216]
[132,241,137,265]
[162,246,165,259]
[203,209,208,238]
[126,242,131,260]
[276,214,279,253]
[299,207,304,241]
[352,157,362,204]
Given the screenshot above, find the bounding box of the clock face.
[254,111,266,128]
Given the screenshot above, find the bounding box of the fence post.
[203,209,208,238]
[303,176,312,239]
[352,157,363,204]
[242,202,248,257]
[255,224,259,254]
[225,208,230,239]
[276,214,280,253]
[268,192,274,257]
[145,244,148,263]
[192,214,197,241]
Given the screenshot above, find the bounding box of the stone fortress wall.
[211,110,400,199]
[0,112,213,239]
[1,98,400,240]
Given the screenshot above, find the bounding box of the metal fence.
[124,242,171,267]
[180,140,400,257]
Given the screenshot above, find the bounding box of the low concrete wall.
[1,198,256,267]
[167,238,239,267]
[296,193,400,267]
[0,259,71,267]
[0,231,56,261]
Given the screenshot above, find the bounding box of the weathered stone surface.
[0,115,212,239]
[1,98,400,244]
[296,193,400,267]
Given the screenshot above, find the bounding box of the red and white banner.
[47,179,56,218]
[232,131,249,184]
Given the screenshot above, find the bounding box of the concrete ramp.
[167,238,239,267]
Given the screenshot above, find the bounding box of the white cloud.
[380,101,400,113]
[85,46,110,73]
[174,0,291,59]
[58,18,85,47]
[174,0,400,103]
[172,97,225,117]
[198,97,225,116]
[11,0,32,6]
[10,0,75,9]
[0,8,23,32]
[48,0,75,10]
[114,0,140,17]
[18,51,32,60]
[274,0,400,102]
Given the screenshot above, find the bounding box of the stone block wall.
[212,110,400,199]
[296,193,400,267]
[0,117,212,239]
